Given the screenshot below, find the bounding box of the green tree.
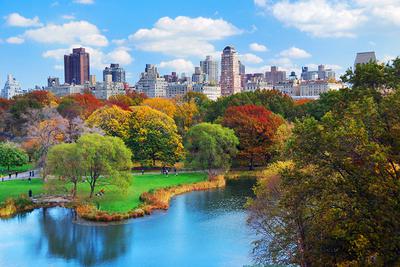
[126,106,184,166]
[184,123,238,176]
[77,134,132,198]
[46,143,85,197]
[0,142,28,171]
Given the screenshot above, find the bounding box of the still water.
[0,179,255,267]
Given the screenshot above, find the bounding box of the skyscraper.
[135,64,167,98]
[200,56,219,85]
[354,51,376,69]
[103,63,126,83]
[265,66,286,85]
[2,74,23,99]
[64,47,90,85]
[220,46,241,96]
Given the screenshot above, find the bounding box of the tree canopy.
[184,123,238,176]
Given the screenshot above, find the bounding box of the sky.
[0,0,399,88]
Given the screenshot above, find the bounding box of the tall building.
[192,67,207,83]
[89,75,96,85]
[354,51,376,68]
[301,65,335,81]
[200,56,219,84]
[265,66,286,85]
[135,64,167,98]
[47,76,60,87]
[103,63,126,83]
[2,74,23,99]
[64,47,90,85]
[220,46,241,96]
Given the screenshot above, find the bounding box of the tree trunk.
[72,181,77,198]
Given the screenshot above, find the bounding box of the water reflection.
[0,178,256,267]
[35,207,132,266]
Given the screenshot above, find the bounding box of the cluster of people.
[161,167,178,176]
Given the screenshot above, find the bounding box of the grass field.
[0,179,44,203]
[0,164,33,176]
[0,172,207,213]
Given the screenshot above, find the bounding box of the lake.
[0,179,255,267]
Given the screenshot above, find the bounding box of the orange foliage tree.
[142,98,177,118]
[106,95,135,110]
[70,93,104,118]
[222,105,285,169]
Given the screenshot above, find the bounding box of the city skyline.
[0,0,399,88]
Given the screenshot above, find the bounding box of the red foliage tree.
[106,95,135,110]
[222,105,285,169]
[0,98,11,111]
[70,93,104,118]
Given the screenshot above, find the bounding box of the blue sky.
[0,0,399,88]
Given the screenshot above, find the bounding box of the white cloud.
[43,45,132,70]
[254,0,268,8]
[249,42,268,52]
[5,13,42,27]
[246,65,271,74]
[279,46,311,59]
[106,48,133,65]
[358,0,400,26]
[23,21,108,47]
[256,0,400,37]
[112,39,126,45]
[73,0,94,4]
[240,53,263,64]
[129,16,242,58]
[62,14,75,20]
[158,59,195,74]
[6,36,25,44]
[256,0,367,37]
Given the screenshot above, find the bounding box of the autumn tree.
[126,90,147,106]
[70,93,104,118]
[126,106,184,166]
[222,105,285,169]
[46,143,85,197]
[174,99,199,136]
[0,142,28,171]
[142,98,177,118]
[86,105,131,139]
[184,123,238,176]
[25,108,68,167]
[77,134,132,198]
[106,94,135,110]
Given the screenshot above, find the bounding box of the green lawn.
[0,172,207,213]
[79,172,207,212]
[0,179,44,203]
[0,164,33,176]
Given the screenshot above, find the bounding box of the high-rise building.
[301,65,335,81]
[265,66,286,85]
[220,46,241,96]
[200,55,219,84]
[354,51,376,68]
[164,72,178,83]
[2,74,23,99]
[135,64,167,98]
[47,76,60,87]
[89,75,96,85]
[192,67,207,83]
[103,63,126,83]
[64,47,90,85]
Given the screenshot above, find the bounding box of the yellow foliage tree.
[86,105,131,139]
[142,98,177,118]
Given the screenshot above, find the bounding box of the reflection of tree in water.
[184,179,256,213]
[36,207,133,266]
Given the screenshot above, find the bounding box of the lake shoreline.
[0,175,226,222]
